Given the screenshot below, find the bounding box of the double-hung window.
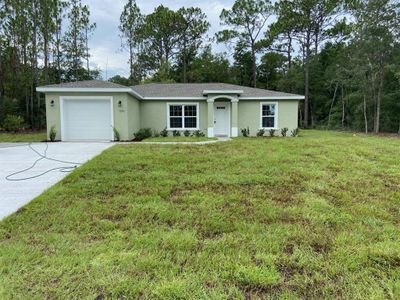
[168,103,199,130]
[260,102,278,129]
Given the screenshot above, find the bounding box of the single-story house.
[36,80,304,141]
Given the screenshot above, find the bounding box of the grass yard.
[1,130,399,299]
[143,136,217,142]
[0,131,47,142]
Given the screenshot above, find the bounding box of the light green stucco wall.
[44,92,299,140]
[127,94,140,139]
[45,92,130,141]
[140,100,208,134]
[238,100,299,136]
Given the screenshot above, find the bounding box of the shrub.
[3,114,24,132]
[172,130,181,137]
[49,126,57,142]
[153,130,160,137]
[257,129,265,137]
[291,128,299,137]
[191,130,205,137]
[281,127,288,137]
[241,127,250,137]
[183,130,190,137]
[160,127,168,137]
[134,128,152,141]
[113,126,120,141]
[269,129,276,137]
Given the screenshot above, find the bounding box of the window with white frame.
[260,103,277,128]
[168,104,198,130]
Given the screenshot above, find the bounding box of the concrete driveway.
[0,142,113,220]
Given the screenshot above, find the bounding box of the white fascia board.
[143,97,207,100]
[239,96,305,100]
[36,87,145,100]
[203,90,243,95]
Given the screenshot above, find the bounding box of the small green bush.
[241,127,250,137]
[269,129,276,137]
[113,127,120,141]
[257,129,265,137]
[172,130,181,137]
[291,128,299,137]
[191,130,205,137]
[153,130,160,137]
[3,114,24,132]
[160,128,168,137]
[134,128,152,141]
[281,127,288,137]
[49,126,57,142]
[183,130,190,137]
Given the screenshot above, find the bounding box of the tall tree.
[273,0,344,127]
[63,0,95,81]
[140,5,182,76]
[350,0,399,133]
[119,0,143,84]
[217,0,273,87]
[176,7,209,83]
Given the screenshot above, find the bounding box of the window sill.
[167,128,200,131]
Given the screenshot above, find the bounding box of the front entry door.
[214,102,230,136]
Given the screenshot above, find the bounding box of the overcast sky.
[83,0,235,79]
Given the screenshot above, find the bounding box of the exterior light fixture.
[50,100,55,107]
[118,100,122,108]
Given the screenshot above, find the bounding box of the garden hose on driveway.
[3,143,82,181]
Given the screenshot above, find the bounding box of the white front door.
[214,102,230,136]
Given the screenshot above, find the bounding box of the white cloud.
[83,0,235,79]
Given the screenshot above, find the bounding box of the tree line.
[0,0,96,128]
[1,0,399,133]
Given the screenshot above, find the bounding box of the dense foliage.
[1,0,399,133]
[0,0,98,129]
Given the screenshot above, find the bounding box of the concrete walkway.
[0,142,113,220]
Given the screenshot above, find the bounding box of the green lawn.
[0,131,47,142]
[1,130,399,299]
[143,136,217,142]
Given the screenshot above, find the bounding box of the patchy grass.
[0,131,47,142]
[143,136,217,142]
[0,130,399,299]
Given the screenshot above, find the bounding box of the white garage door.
[62,98,113,141]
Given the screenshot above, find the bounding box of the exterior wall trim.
[203,90,243,95]
[145,97,207,100]
[240,96,304,100]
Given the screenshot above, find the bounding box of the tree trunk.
[304,55,310,127]
[363,93,368,134]
[183,42,187,83]
[287,34,292,69]
[251,46,257,88]
[341,86,345,128]
[303,32,311,128]
[328,83,338,127]
[374,74,383,133]
[129,42,134,84]
[44,35,49,84]
[85,26,90,78]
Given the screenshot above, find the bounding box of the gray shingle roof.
[131,83,303,98]
[37,80,304,99]
[38,80,129,89]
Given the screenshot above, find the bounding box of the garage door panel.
[62,99,112,141]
